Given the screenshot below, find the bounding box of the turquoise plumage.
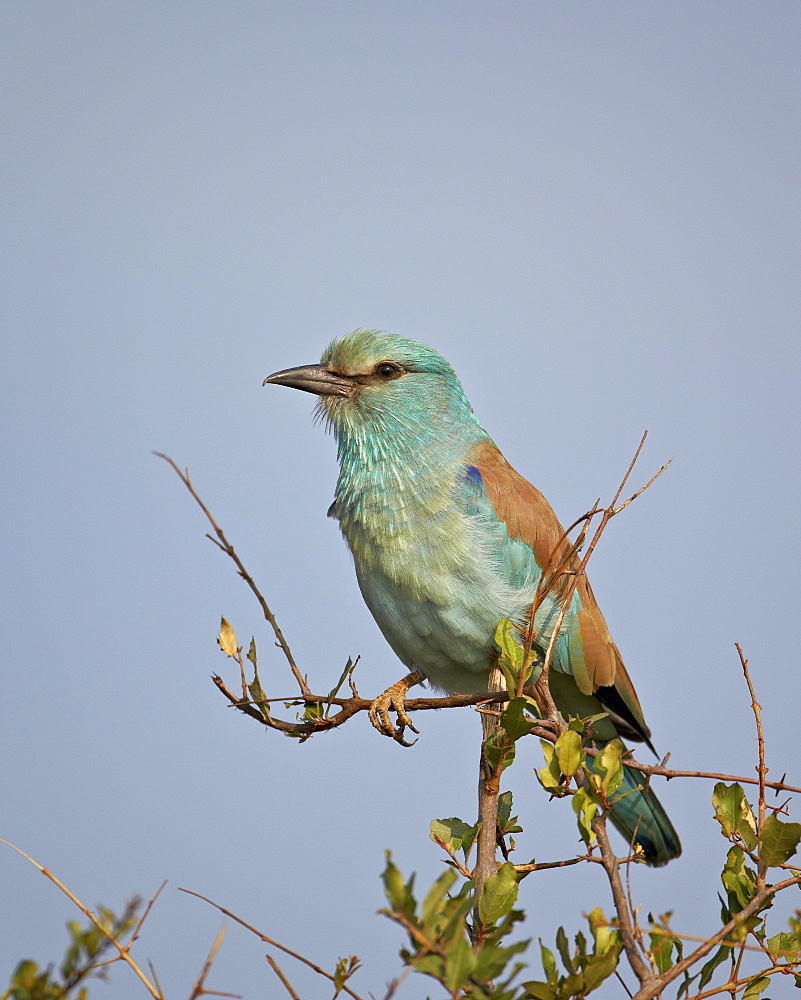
[264,329,680,865]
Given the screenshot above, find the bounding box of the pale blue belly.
[353,561,527,694]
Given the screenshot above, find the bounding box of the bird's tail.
[607,764,681,867]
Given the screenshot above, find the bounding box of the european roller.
[264,329,680,866]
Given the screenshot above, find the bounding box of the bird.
[264,329,680,866]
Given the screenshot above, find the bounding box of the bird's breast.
[332,473,538,692]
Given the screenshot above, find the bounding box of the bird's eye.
[375,362,401,379]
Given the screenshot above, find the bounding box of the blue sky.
[2,3,800,997]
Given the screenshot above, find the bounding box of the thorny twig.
[155,453,311,697]
[617,759,801,797]
[529,432,671,717]
[737,645,768,875]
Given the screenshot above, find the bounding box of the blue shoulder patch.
[457,465,487,518]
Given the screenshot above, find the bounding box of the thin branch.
[617,759,801,796]
[513,854,595,873]
[188,925,237,1000]
[179,888,366,1000]
[737,645,768,879]
[265,954,301,1000]
[148,960,164,999]
[155,453,310,696]
[129,880,167,948]
[0,839,162,999]
[431,840,473,879]
[610,431,651,509]
[730,940,747,998]
[593,816,650,984]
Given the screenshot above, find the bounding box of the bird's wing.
[464,440,650,740]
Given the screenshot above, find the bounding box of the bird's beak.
[263,363,355,397]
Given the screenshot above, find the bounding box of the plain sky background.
[2,2,800,997]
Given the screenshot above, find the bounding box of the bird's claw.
[368,672,424,746]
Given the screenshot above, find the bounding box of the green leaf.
[648,932,675,974]
[495,618,523,666]
[324,657,357,711]
[592,740,624,797]
[443,931,477,993]
[430,817,477,858]
[559,969,588,996]
[540,940,558,984]
[521,983,556,1000]
[246,636,257,667]
[333,956,360,990]
[497,791,522,835]
[720,846,772,940]
[568,712,609,735]
[765,931,800,963]
[711,782,758,851]
[414,952,445,978]
[484,733,516,773]
[554,730,584,777]
[502,697,535,742]
[555,925,572,974]
[572,787,598,846]
[697,944,731,988]
[742,975,771,999]
[302,701,323,721]
[588,907,619,956]
[759,813,801,868]
[421,868,458,929]
[440,900,478,958]
[217,616,238,657]
[10,959,45,992]
[478,862,519,926]
[473,936,529,985]
[381,852,416,917]
[537,741,563,793]
[721,846,758,910]
[495,618,526,692]
[582,946,621,991]
[247,661,270,719]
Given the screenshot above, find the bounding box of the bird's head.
[264,329,480,446]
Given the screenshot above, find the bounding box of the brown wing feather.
[469,440,570,577]
[469,441,648,731]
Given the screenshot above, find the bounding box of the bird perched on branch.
[264,329,680,866]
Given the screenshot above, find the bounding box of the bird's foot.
[368,671,425,746]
